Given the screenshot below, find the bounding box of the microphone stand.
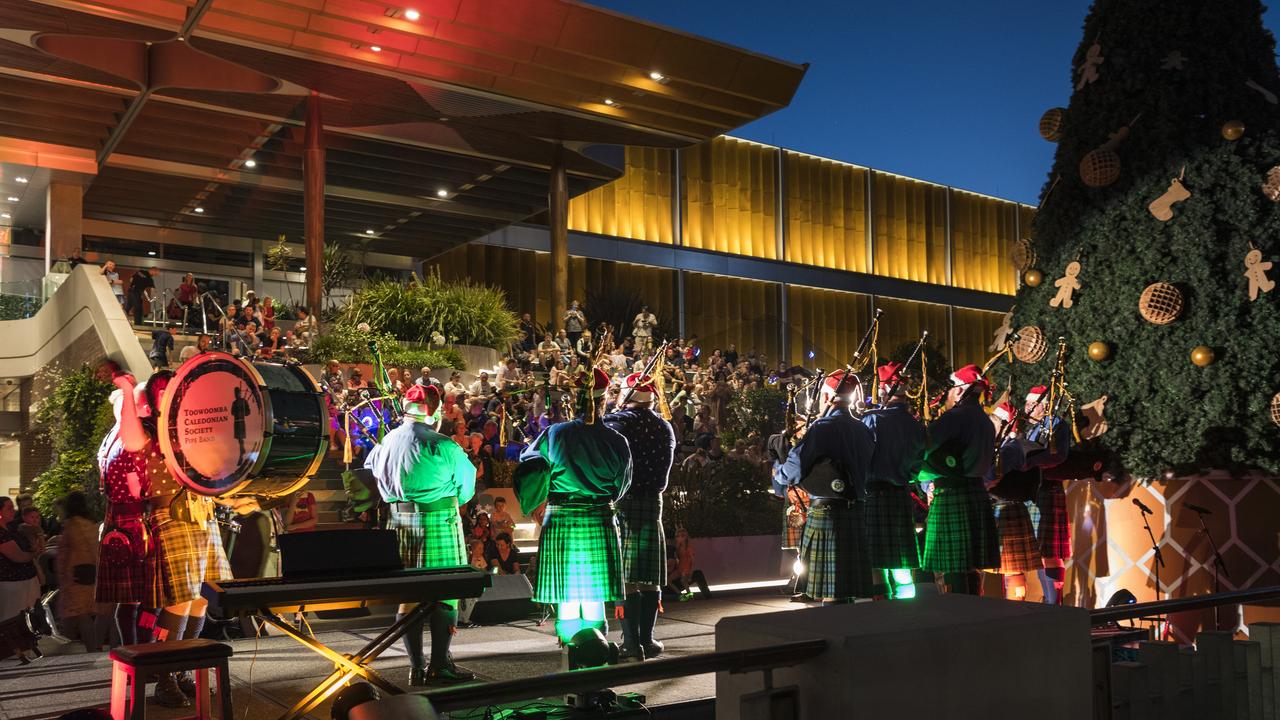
[1139,506,1165,634]
[1193,507,1230,628]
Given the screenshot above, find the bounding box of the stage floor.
[0,592,800,720]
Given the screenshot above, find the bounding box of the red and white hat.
[877,361,905,397]
[992,401,1016,424]
[403,383,441,421]
[1025,385,1049,406]
[950,363,987,390]
[821,370,861,403]
[579,367,612,398]
[622,372,657,403]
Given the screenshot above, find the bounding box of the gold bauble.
[1039,108,1067,142]
[1221,120,1245,141]
[1013,326,1048,364]
[1087,341,1111,362]
[1190,345,1215,367]
[1009,238,1037,271]
[1138,282,1184,325]
[1023,268,1044,287]
[1080,147,1122,187]
[1270,392,1280,427]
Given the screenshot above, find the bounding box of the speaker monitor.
[469,573,535,624]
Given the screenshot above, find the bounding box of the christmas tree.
[1007,0,1280,477]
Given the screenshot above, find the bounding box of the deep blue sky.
[590,0,1280,205]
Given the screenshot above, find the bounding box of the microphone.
[1132,498,1154,515]
[1184,502,1212,515]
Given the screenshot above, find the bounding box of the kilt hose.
[533,501,625,605]
[95,512,149,605]
[1035,480,1071,560]
[616,494,666,587]
[799,501,873,600]
[146,510,231,608]
[922,479,999,574]
[864,484,921,570]
[993,500,1042,575]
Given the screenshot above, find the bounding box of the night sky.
[589,0,1280,205]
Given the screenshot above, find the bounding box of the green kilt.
[993,500,1041,574]
[534,501,624,604]
[922,479,999,573]
[388,503,467,569]
[799,501,873,600]
[1035,481,1070,559]
[95,513,149,605]
[146,511,231,608]
[863,485,921,570]
[617,494,666,586]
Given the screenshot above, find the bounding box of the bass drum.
[158,351,328,498]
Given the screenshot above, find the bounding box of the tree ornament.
[1080,126,1130,187]
[1263,166,1280,202]
[1221,120,1245,141]
[1087,341,1110,361]
[1023,268,1044,287]
[1009,238,1036,271]
[1243,247,1275,301]
[1245,78,1278,105]
[1138,282,1184,324]
[1049,261,1082,308]
[1160,50,1186,70]
[1038,108,1066,142]
[1148,169,1190,221]
[1080,395,1110,439]
[1075,40,1104,90]
[1270,392,1280,427]
[989,309,1015,352]
[1013,326,1048,363]
[1190,345,1215,367]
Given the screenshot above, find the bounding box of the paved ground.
[0,592,801,720]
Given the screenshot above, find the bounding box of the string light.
[404,8,420,20]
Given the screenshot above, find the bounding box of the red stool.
[109,639,233,720]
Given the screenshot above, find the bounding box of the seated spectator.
[258,295,276,331]
[554,329,573,357]
[260,326,285,358]
[387,367,403,393]
[485,532,521,575]
[466,539,488,571]
[667,527,711,600]
[293,306,316,346]
[346,368,366,392]
[575,329,594,361]
[468,371,494,399]
[536,333,560,368]
[285,489,318,533]
[681,447,709,471]
[497,358,522,392]
[416,366,441,388]
[470,511,492,545]
[444,371,467,399]
[490,497,517,536]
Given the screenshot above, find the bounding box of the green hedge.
[30,365,114,517]
[309,323,465,370]
[338,275,518,350]
[666,459,781,538]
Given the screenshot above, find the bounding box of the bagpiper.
[364,383,477,684]
[986,401,1040,600]
[604,372,676,661]
[1022,385,1072,604]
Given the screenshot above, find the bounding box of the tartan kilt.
[922,480,999,573]
[864,485,921,570]
[1035,481,1071,559]
[799,502,873,600]
[993,500,1041,574]
[94,514,149,604]
[388,505,467,570]
[616,494,666,586]
[533,502,624,604]
[145,511,231,608]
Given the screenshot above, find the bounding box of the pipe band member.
[516,368,632,645]
[364,383,476,685]
[919,364,1000,595]
[113,372,231,708]
[96,384,152,647]
[604,371,676,661]
[1022,385,1072,604]
[986,402,1041,600]
[860,362,926,600]
[774,371,876,604]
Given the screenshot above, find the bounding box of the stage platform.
[0,592,799,720]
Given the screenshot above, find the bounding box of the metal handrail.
[1089,585,1280,626]
[422,638,826,713]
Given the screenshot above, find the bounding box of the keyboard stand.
[256,602,432,720]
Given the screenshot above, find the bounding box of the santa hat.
[950,364,987,389]
[403,383,441,422]
[622,372,657,403]
[1025,385,1049,406]
[578,367,611,398]
[821,370,861,402]
[877,362,906,396]
[992,401,1016,424]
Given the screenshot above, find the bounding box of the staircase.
[309,453,355,527]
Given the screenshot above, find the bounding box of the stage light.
[299,266,307,272]
[6,197,17,202]
[14,177,27,183]
[1106,588,1137,607]
[603,98,616,106]
[565,627,618,670]
[404,8,420,20]
[370,45,382,52]
[436,188,449,198]
[147,251,157,256]
[649,71,665,81]
[792,558,805,576]
[243,159,257,168]
[807,350,816,359]
[1,213,10,219]
[193,207,204,213]
[365,229,375,235]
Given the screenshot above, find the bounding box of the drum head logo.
[161,353,266,495]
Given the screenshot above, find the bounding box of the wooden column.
[45,182,83,272]
[304,91,324,325]
[548,143,568,331]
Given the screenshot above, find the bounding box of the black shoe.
[617,644,645,663]
[176,671,197,697]
[426,663,475,684]
[790,593,814,603]
[154,674,191,708]
[408,667,428,687]
[641,640,664,659]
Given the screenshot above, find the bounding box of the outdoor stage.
[0,593,800,720]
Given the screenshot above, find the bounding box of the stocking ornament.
[1148,169,1190,221]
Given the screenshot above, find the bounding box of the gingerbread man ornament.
[1049,261,1082,308]
[1244,248,1275,301]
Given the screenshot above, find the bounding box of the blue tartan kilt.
[534,502,625,604]
[864,485,921,570]
[616,494,666,587]
[799,501,873,600]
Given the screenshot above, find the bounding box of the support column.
[304,91,324,326]
[548,143,569,330]
[45,182,83,272]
